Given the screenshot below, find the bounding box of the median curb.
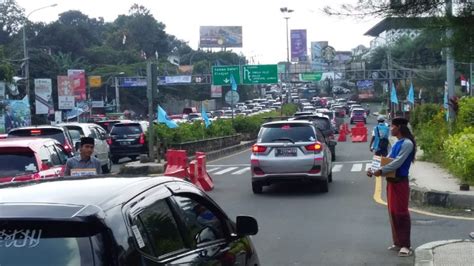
[119,141,255,175]
[410,185,474,209]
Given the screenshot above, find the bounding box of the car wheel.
[102,158,112,173]
[252,182,263,194]
[111,157,120,164]
[130,156,138,161]
[320,178,329,193]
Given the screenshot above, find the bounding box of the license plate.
[120,141,131,145]
[275,148,297,157]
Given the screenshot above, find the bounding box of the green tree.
[0,46,14,81]
[0,0,24,45]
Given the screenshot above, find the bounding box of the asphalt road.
[205,114,473,265]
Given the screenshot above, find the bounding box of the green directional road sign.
[300,72,323,81]
[242,64,278,85]
[212,66,241,86]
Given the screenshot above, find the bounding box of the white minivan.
[59,123,112,173]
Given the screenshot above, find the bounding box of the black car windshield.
[65,126,84,142]
[0,152,38,178]
[0,221,100,265]
[353,110,365,115]
[110,124,142,135]
[259,124,315,143]
[8,128,66,144]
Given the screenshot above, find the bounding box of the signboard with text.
[57,76,75,110]
[212,66,240,86]
[34,79,53,115]
[242,65,278,84]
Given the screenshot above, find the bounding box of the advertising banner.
[165,75,192,84]
[2,98,31,133]
[210,85,222,98]
[0,81,5,100]
[34,79,53,115]
[291,29,307,62]
[199,26,243,48]
[67,69,86,101]
[311,41,328,71]
[57,76,75,110]
[357,80,375,99]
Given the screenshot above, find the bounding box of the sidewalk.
[415,239,474,266]
[410,160,474,209]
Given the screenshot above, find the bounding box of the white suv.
[59,123,112,173]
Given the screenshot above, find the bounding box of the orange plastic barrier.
[351,126,368,142]
[164,149,188,179]
[338,124,347,142]
[187,159,203,190]
[195,152,214,191]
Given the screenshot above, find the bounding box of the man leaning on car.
[65,137,102,177]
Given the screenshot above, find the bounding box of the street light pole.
[22,4,58,106]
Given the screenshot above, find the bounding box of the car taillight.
[63,143,72,154]
[252,145,267,153]
[139,133,145,145]
[305,142,323,153]
[107,138,112,145]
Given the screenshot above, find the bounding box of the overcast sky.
[16,0,380,64]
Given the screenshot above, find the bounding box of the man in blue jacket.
[370,115,390,156]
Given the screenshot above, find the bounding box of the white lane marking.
[332,164,343,172]
[351,163,363,172]
[365,163,372,171]
[336,160,371,164]
[207,164,250,167]
[232,167,250,175]
[213,167,239,175]
[207,168,220,173]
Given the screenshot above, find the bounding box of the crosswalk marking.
[351,163,363,172]
[209,162,378,175]
[207,168,220,173]
[365,163,372,171]
[232,167,250,175]
[213,167,238,175]
[332,164,343,172]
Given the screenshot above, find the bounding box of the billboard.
[211,85,222,98]
[1,98,31,133]
[291,29,307,62]
[57,76,75,110]
[199,26,243,48]
[34,79,53,115]
[357,80,375,99]
[67,69,86,101]
[311,41,328,71]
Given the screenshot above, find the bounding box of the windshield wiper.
[271,137,295,143]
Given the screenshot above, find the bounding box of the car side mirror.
[236,216,258,236]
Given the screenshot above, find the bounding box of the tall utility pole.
[22,4,57,122]
[387,48,393,117]
[446,0,455,122]
[280,7,294,83]
[146,62,157,161]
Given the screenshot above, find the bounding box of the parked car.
[95,119,133,133]
[0,176,260,265]
[59,123,112,173]
[250,120,333,194]
[350,108,367,124]
[0,138,69,183]
[290,114,337,161]
[8,125,75,156]
[108,121,149,163]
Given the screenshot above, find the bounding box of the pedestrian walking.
[367,117,416,257]
[370,115,390,156]
[65,137,102,177]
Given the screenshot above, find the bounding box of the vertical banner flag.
[67,69,86,102]
[57,76,75,109]
[443,86,449,121]
[157,105,178,128]
[201,105,211,128]
[390,83,399,104]
[230,74,237,91]
[290,29,307,62]
[407,83,415,104]
[34,79,53,115]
